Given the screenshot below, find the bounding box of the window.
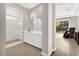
[6,5,23,41]
[56,20,69,32]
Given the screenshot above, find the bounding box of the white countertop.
[24,30,42,35]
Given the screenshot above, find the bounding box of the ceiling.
[18,3,79,19]
[18,3,40,9]
[56,3,79,19]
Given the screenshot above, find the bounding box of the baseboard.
[48,49,54,56]
[6,41,23,48]
[41,48,56,56]
[41,52,48,56]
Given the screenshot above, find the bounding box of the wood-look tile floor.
[6,43,41,56]
[6,32,79,56]
[51,32,79,56]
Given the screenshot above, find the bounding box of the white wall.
[0,4,6,55]
[6,4,23,41]
[42,3,56,56]
[48,3,56,55]
[78,17,79,31]
[52,3,56,52]
[69,16,78,31]
[48,3,54,55]
[42,3,48,55]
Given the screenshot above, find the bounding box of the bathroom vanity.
[23,31,42,49]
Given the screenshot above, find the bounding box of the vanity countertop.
[24,30,42,35]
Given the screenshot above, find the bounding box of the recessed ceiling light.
[66,9,70,11]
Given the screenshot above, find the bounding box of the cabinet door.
[24,33,42,48]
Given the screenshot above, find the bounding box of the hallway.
[51,32,79,56]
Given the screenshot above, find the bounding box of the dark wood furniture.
[75,32,79,45]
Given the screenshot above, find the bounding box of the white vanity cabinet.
[24,31,42,49]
